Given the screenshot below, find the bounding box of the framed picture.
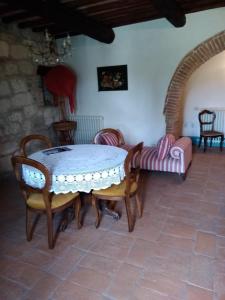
[37,65,56,106]
[97,65,128,91]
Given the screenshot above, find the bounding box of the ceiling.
[0,0,225,44]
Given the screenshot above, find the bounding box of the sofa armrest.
[170,137,192,173]
[170,137,191,159]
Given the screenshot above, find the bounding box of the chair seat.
[92,180,137,197]
[27,192,79,209]
[201,131,224,137]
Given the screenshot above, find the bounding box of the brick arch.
[164,30,225,138]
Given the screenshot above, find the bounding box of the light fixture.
[27,29,72,66]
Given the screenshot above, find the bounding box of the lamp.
[27,29,72,66]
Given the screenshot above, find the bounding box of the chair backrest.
[19,134,52,157]
[124,142,143,195]
[93,128,125,146]
[198,110,216,132]
[11,155,52,209]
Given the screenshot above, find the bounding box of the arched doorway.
[164,30,225,138]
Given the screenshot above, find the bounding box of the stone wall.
[164,30,225,138]
[0,22,58,176]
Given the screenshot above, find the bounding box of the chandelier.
[27,29,72,66]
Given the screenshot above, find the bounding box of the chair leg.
[220,136,224,151]
[198,136,202,148]
[26,207,40,241]
[108,200,117,211]
[204,137,207,152]
[124,196,134,232]
[46,212,54,249]
[92,195,101,228]
[26,207,32,241]
[75,197,82,229]
[135,193,142,218]
[210,138,213,147]
[60,209,69,231]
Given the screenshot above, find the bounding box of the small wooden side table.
[53,120,77,145]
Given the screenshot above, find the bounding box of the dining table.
[23,144,127,192]
[22,144,128,220]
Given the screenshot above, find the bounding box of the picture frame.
[37,65,56,106]
[97,64,128,91]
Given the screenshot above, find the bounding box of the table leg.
[59,207,75,231]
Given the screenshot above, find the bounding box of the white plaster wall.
[63,8,225,146]
[183,50,225,137]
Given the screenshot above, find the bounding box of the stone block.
[0,65,4,80]
[8,111,23,123]
[23,120,32,133]
[44,107,57,126]
[5,63,18,75]
[0,80,11,97]
[0,32,15,44]
[23,105,36,117]
[10,44,28,59]
[33,114,45,129]
[18,61,35,75]
[10,78,27,93]
[0,40,9,58]
[4,122,21,135]
[0,155,12,172]
[0,141,17,155]
[0,98,11,113]
[12,92,33,108]
[0,127,4,138]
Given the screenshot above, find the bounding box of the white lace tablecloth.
[23,144,127,194]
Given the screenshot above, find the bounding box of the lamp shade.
[44,65,76,113]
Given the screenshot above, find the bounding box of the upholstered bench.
[94,129,192,179]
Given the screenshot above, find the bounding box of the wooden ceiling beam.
[47,0,115,43]
[4,0,115,43]
[100,10,158,26]
[75,0,152,15]
[81,2,154,17]
[0,6,24,17]
[152,0,186,27]
[107,14,159,28]
[18,18,51,29]
[64,0,119,8]
[2,11,36,23]
[181,0,225,14]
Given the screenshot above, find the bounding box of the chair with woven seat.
[11,155,81,249]
[198,110,224,152]
[92,142,143,232]
[93,128,125,147]
[19,134,53,157]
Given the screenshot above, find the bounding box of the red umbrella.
[44,65,76,113]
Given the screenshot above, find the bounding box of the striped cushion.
[100,133,118,146]
[140,146,183,173]
[157,134,175,160]
[94,134,102,144]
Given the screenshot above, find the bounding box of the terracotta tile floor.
[1,149,225,300]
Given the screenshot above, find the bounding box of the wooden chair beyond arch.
[93,128,125,146]
[198,110,224,152]
[19,134,53,157]
[92,142,143,232]
[11,155,81,249]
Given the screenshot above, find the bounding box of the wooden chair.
[11,155,81,249]
[93,128,125,146]
[92,142,143,232]
[19,134,53,157]
[198,110,224,152]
